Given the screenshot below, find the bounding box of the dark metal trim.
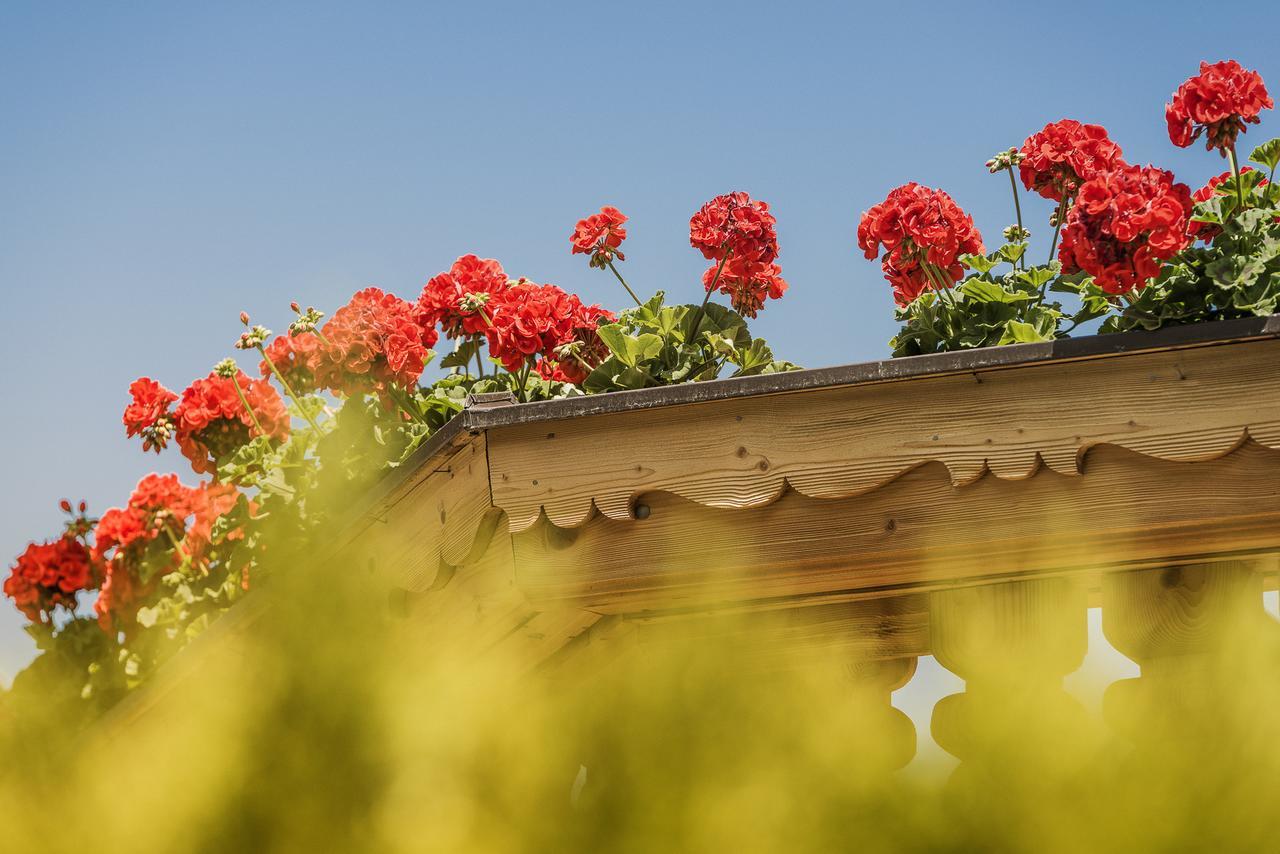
[453,314,1280,430]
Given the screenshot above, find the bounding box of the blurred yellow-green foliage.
[2,534,1278,853]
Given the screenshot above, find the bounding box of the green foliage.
[1102,173,1280,333]
[890,246,1104,357]
[583,292,797,392]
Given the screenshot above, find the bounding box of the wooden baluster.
[843,657,918,772]
[929,577,1092,787]
[1102,560,1280,750]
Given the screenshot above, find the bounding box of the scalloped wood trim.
[488,338,1280,532]
[509,441,1280,613]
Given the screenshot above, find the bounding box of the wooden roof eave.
[344,315,1280,619]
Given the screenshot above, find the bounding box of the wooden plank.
[510,441,1280,614]
[346,434,497,593]
[488,338,1280,532]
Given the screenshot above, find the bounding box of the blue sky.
[2,0,1277,682]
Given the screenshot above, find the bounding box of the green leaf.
[999,320,1052,345]
[960,253,998,273]
[1249,137,1280,171]
[996,242,1028,264]
[439,337,482,370]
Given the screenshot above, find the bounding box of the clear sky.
[2,0,1277,682]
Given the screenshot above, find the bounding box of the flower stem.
[1047,194,1072,265]
[1006,167,1025,269]
[516,361,532,403]
[606,260,644,307]
[257,346,322,433]
[1227,144,1246,212]
[230,374,266,437]
[687,248,731,343]
[387,385,428,426]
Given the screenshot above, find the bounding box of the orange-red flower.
[123,377,179,453]
[1019,120,1125,202]
[415,256,509,339]
[534,302,616,385]
[4,536,95,623]
[483,281,585,373]
[690,192,779,264]
[1166,60,1272,152]
[702,256,789,318]
[92,474,246,631]
[315,287,435,397]
[1059,164,1193,294]
[174,372,290,476]
[858,183,985,306]
[259,332,322,395]
[571,206,628,267]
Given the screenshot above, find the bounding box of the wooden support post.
[1102,560,1280,748]
[929,577,1091,785]
[843,657,918,772]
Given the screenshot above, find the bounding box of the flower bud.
[240,311,250,325]
[290,301,301,314]
[59,499,72,513]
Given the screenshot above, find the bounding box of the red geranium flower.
[484,281,584,373]
[1166,60,1273,152]
[534,302,616,385]
[93,474,246,630]
[1059,164,1193,294]
[571,206,628,267]
[123,377,179,453]
[4,536,95,623]
[690,192,779,264]
[857,183,985,306]
[315,287,436,396]
[259,332,322,395]
[702,256,789,318]
[174,371,291,476]
[1019,120,1126,202]
[415,256,509,340]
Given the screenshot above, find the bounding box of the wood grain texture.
[930,578,1092,775]
[1100,561,1280,744]
[488,338,1280,532]
[510,441,1280,614]
[344,434,498,593]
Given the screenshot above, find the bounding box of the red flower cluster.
[415,256,510,340]
[4,536,94,623]
[1059,164,1193,294]
[93,474,243,629]
[689,192,779,264]
[703,256,789,318]
[123,377,179,453]
[484,281,602,374]
[1188,167,1273,240]
[1167,60,1273,152]
[1019,120,1126,201]
[858,183,986,306]
[315,287,436,396]
[535,303,616,385]
[174,371,291,475]
[571,206,628,267]
[259,332,322,395]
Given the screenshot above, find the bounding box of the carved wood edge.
[487,339,1280,533]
